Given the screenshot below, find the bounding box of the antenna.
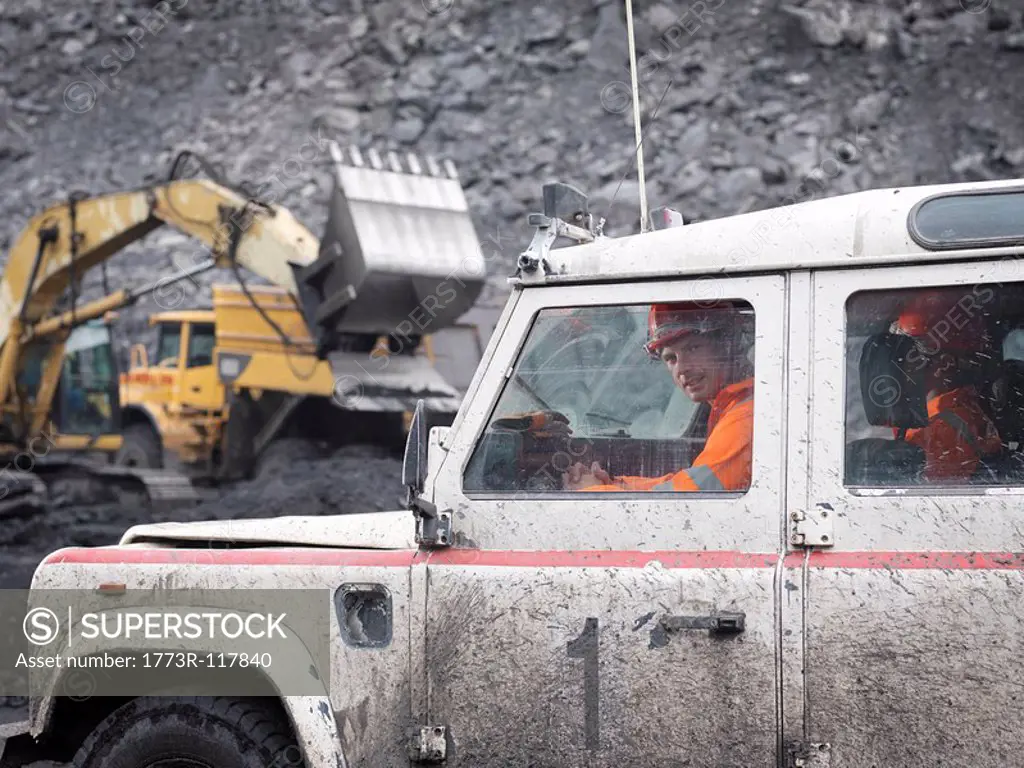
[624,0,649,233]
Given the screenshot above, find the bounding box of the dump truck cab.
[10,176,1024,768]
[117,309,223,470]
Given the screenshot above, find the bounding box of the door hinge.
[790,504,834,548]
[786,741,831,767]
[412,497,452,548]
[408,725,449,763]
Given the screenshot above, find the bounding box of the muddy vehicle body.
[7,176,1024,767]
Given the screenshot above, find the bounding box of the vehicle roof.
[519,176,1024,286]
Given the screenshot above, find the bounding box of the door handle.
[660,611,745,635]
[190,386,201,393]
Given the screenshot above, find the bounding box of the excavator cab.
[0,320,119,444]
[54,319,119,437]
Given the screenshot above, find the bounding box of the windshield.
[187,323,216,367]
[495,306,691,438]
[156,323,182,366]
[464,300,757,495]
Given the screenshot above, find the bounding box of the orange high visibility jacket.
[582,377,754,492]
[903,387,1002,482]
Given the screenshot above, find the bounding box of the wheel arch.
[24,660,347,768]
[119,404,163,441]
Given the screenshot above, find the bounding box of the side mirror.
[403,400,429,501]
[403,400,454,548]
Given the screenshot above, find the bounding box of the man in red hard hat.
[564,300,755,492]
[891,288,1002,483]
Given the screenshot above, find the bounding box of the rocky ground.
[2,0,1024,757]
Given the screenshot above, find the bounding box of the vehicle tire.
[254,438,323,480]
[114,424,163,469]
[70,696,304,768]
[221,391,259,481]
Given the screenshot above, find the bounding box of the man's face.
[659,332,730,402]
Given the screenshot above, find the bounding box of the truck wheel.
[71,696,303,768]
[220,390,259,481]
[255,438,323,480]
[115,424,163,468]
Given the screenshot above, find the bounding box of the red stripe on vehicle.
[39,548,1024,570]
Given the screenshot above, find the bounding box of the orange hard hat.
[644,300,750,358]
[893,288,989,353]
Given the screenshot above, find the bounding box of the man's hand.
[563,460,614,490]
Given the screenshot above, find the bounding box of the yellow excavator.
[0,140,486,515]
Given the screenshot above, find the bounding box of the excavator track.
[27,459,199,512]
[85,465,200,505]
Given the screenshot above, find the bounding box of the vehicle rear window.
[910,190,1024,249]
[844,280,1024,488]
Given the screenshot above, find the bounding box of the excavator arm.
[0,174,320,440]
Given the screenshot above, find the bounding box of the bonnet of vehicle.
[110,509,418,550]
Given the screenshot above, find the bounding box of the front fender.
[281,696,349,768]
[120,403,163,433]
[28,608,347,768]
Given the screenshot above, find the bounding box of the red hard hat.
[644,301,749,358]
[893,288,988,353]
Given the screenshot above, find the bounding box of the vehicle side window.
[156,323,181,366]
[844,280,1024,487]
[463,300,756,494]
[186,323,216,368]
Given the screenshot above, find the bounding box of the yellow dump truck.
[116,282,486,480]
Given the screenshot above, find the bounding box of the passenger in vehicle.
[890,290,1002,483]
[564,301,754,492]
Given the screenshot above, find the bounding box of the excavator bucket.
[293,142,486,350]
[291,141,488,414]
